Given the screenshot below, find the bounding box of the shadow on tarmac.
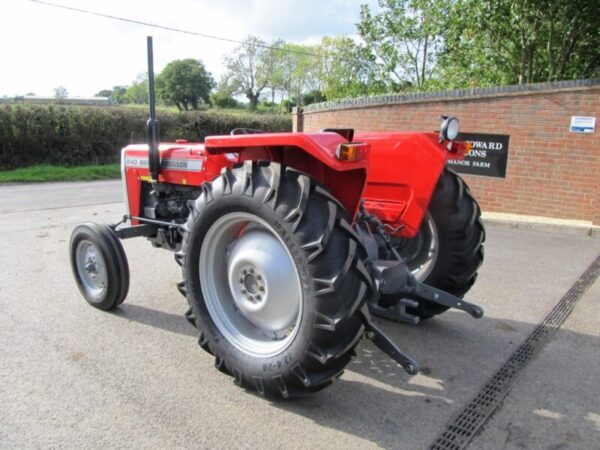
[110,303,600,450]
[112,304,197,337]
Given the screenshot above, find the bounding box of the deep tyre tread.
[407,168,485,318]
[181,162,371,399]
[69,222,129,310]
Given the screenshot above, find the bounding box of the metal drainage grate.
[430,255,600,450]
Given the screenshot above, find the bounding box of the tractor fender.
[356,132,454,238]
[205,132,370,217]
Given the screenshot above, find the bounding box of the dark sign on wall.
[447,132,510,178]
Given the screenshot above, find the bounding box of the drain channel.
[430,254,600,450]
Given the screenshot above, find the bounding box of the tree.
[95,86,128,104]
[210,81,240,108]
[441,0,600,86]
[94,89,112,98]
[272,47,296,111]
[318,36,377,100]
[358,0,448,91]
[302,90,326,106]
[280,43,316,108]
[210,92,239,108]
[542,0,600,81]
[222,36,281,110]
[262,39,285,105]
[54,86,68,99]
[125,75,149,104]
[109,86,128,104]
[266,42,327,109]
[156,59,215,111]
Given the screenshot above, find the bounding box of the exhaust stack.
[146,36,160,181]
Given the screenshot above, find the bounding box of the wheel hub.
[84,258,98,277]
[75,240,107,296]
[227,229,300,333]
[199,212,303,357]
[237,266,265,300]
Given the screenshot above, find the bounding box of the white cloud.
[0,0,378,97]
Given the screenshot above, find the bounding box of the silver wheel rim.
[413,213,439,281]
[199,212,303,357]
[75,240,107,298]
[394,213,439,282]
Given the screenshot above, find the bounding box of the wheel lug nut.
[239,278,244,283]
[256,275,262,281]
[259,286,265,292]
[240,289,246,294]
[255,295,261,301]
[242,269,247,275]
[249,268,254,274]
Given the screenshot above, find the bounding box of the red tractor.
[70,38,484,399]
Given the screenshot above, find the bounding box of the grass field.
[0,164,120,182]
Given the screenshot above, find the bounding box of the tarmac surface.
[1,180,599,449]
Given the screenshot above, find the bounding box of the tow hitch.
[352,207,484,375]
[359,259,484,375]
[372,260,484,324]
[362,206,485,325]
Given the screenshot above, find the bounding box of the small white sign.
[570,116,595,133]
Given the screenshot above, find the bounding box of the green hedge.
[0,105,292,170]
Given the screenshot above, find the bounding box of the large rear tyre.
[181,161,372,399]
[70,223,129,310]
[386,168,485,319]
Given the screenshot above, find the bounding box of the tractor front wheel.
[70,223,129,310]
[181,161,371,399]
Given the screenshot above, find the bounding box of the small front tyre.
[70,223,130,310]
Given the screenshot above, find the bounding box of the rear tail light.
[335,143,368,162]
[449,140,471,155]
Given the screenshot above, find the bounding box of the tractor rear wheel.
[386,168,485,319]
[181,161,372,399]
[70,223,129,310]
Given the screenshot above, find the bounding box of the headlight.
[440,116,459,141]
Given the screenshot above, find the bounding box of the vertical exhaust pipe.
[146,36,160,181]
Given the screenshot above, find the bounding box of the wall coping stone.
[303,78,600,114]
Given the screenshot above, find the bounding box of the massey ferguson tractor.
[70,38,485,399]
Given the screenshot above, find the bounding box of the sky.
[0,0,379,97]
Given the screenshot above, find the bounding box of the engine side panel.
[122,143,236,223]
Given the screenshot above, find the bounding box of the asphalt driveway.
[0,181,598,449]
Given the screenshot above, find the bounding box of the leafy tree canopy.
[222,36,282,110]
[94,89,112,98]
[156,59,215,111]
[95,0,600,111]
[125,74,149,105]
[54,86,68,99]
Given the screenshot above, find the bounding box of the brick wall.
[294,80,600,225]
